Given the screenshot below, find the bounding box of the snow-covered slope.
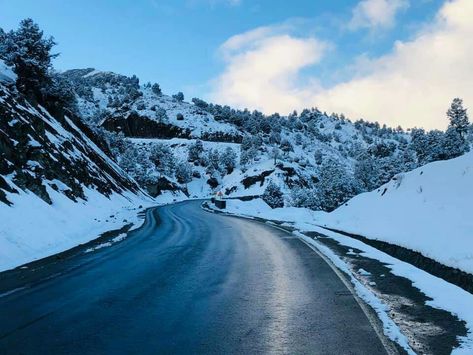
[317,152,473,274]
[61,68,241,140]
[0,65,153,271]
[59,68,414,207]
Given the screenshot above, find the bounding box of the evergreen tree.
[151,83,161,96]
[262,181,284,208]
[318,159,360,212]
[290,187,320,210]
[206,149,220,172]
[188,140,204,162]
[447,98,469,138]
[219,147,237,174]
[442,127,469,159]
[271,146,280,164]
[149,143,175,176]
[173,91,184,102]
[175,162,192,185]
[0,19,58,94]
[354,154,378,191]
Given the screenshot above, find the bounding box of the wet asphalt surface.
[0,201,390,354]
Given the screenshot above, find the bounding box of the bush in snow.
[155,107,168,122]
[188,140,204,162]
[280,139,293,153]
[173,91,184,102]
[290,187,320,210]
[149,143,175,177]
[192,97,208,109]
[219,147,237,174]
[262,181,284,209]
[318,158,360,212]
[151,83,162,96]
[175,161,193,185]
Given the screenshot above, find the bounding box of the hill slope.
[0,61,152,271]
[61,68,414,207]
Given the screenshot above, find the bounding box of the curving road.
[0,200,390,354]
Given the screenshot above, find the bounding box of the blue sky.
[1,0,470,130]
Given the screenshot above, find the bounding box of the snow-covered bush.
[175,161,192,185]
[262,181,284,208]
[219,147,237,174]
[290,187,320,210]
[318,159,360,212]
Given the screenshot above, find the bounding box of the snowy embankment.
[318,151,473,275]
[0,187,189,272]
[0,187,150,272]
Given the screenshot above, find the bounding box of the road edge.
[202,201,407,355]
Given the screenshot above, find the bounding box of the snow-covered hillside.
[0,62,153,271]
[317,151,473,274]
[59,67,419,209]
[61,68,241,140]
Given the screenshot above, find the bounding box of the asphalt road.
[0,200,390,354]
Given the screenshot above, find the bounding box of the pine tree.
[149,143,175,176]
[175,162,192,185]
[208,149,220,172]
[219,147,237,174]
[0,19,58,94]
[151,83,161,96]
[188,140,204,162]
[318,159,360,212]
[173,92,184,102]
[442,127,470,159]
[447,98,469,138]
[262,181,284,208]
[354,154,378,191]
[290,187,320,210]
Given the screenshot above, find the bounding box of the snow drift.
[317,152,473,274]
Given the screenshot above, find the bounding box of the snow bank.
[0,186,154,272]
[317,152,473,275]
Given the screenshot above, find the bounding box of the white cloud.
[208,0,473,130]
[348,0,409,30]
[316,0,473,129]
[209,26,329,114]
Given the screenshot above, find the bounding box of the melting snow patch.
[84,233,128,253]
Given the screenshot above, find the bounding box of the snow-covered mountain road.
[0,201,393,354]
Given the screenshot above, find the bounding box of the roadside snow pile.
[222,198,316,225]
[317,152,473,275]
[0,186,152,272]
